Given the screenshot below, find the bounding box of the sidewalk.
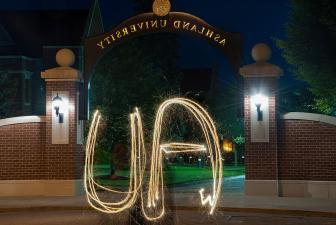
[172,194,336,217]
[1,193,336,217]
[170,175,336,216]
[0,176,336,217]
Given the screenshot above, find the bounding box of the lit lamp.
[52,93,64,123]
[251,94,267,121]
[223,139,233,152]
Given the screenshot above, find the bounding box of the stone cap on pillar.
[240,43,283,78]
[41,48,82,81]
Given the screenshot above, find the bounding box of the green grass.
[95,165,245,188]
[165,165,245,185]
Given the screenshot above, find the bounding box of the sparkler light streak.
[84,109,146,214]
[84,98,223,221]
[160,143,206,154]
[199,188,215,207]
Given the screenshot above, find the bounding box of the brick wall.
[0,80,84,181]
[278,119,336,181]
[45,81,83,180]
[0,122,46,180]
[244,77,278,180]
[244,95,278,180]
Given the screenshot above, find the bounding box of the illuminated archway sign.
[83,0,241,220]
[82,2,242,119]
[84,98,222,221]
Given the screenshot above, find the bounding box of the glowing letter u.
[84,98,223,221]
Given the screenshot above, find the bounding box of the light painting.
[84,97,223,221]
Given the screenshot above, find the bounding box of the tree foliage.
[278,85,315,113]
[210,77,243,141]
[89,1,182,159]
[277,0,336,115]
[91,35,181,153]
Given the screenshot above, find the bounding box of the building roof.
[0,10,89,57]
[84,0,104,37]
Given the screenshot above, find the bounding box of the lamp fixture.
[251,94,267,121]
[52,93,64,123]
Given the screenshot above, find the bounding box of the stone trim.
[279,180,336,199]
[240,62,283,77]
[0,180,84,197]
[0,116,45,127]
[245,179,336,199]
[245,180,278,196]
[282,112,336,126]
[41,67,81,80]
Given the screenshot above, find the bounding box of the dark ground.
[1,209,336,225]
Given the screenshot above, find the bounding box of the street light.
[52,93,64,123]
[251,94,267,121]
[223,139,233,152]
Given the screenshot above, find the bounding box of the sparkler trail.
[84,98,223,221]
[84,109,146,213]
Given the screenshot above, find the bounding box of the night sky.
[0,0,296,91]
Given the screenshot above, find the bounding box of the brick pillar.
[240,43,282,196]
[41,49,84,196]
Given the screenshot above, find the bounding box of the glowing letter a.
[84,98,223,221]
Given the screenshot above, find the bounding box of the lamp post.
[223,139,239,167]
[233,142,237,167]
[223,139,235,166]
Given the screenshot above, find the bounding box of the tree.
[278,85,315,113]
[90,0,181,174]
[90,37,181,169]
[209,76,243,141]
[0,72,20,119]
[277,0,336,115]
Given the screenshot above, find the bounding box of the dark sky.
[0,0,296,90]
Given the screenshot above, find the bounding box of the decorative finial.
[251,43,272,63]
[152,0,171,17]
[56,48,75,67]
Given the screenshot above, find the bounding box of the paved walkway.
[173,210,336,225]
[171,175,244,195]
[0,210,129,225]
[1,176,336,224]
[0,185,336,225]
[172,193,336,214]
[1,184,336,215]
[1,210,336,225]
[2,193,336,214]
[171,176,336,215]
[1,175,336,214]
[0,175,244,211]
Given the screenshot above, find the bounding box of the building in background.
[0,0,103,117]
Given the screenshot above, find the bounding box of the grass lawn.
[95,165,245,188]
